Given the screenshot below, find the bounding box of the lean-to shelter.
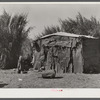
[33,32,100,74]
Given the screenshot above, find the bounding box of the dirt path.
[0,69,100,88]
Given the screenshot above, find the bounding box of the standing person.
[17,55,22,74]
[31,50,35,67]
[17,54,29,74]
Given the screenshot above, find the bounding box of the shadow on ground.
[38,76,63,79]
[0,83,8,88]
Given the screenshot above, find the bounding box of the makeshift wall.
[73,39,83,73]
[83,38,100,73]
[41,36,71,73]
[34,36,100,74]
[35,36,84,73]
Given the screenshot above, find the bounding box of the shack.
[33,32,100,74]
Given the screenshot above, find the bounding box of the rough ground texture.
[0,69,100,88]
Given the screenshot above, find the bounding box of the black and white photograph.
[0,2,100,89]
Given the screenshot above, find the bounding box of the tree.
[0,10,12,68]
[9,14,32,68]
[41,13,100,38]
[59,13,100,37]
[0,10,32,69]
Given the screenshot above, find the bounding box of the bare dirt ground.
[0,69,100,88]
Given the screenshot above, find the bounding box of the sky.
[0,3,100,40]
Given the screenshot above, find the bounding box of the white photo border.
[0,2,100,98]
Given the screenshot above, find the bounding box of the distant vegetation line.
[36,13,100,39]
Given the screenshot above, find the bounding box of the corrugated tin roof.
[41,32,98,39]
